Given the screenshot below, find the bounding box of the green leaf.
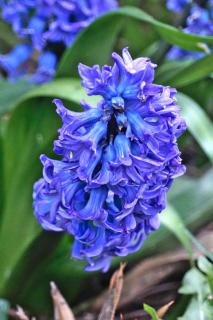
[179,297,204,320]
[56,14,123,77]
[18,79,98,106]
[117,6,213,48]
[178,267,212,320]
[160,205,193,258]
[203,299,213,320]
[177,93,213,164]
[179,268,207,295]
[0,80,34,116]
[0,299,9,320]
[143,303,159,320]
[198,257,213,277]
[0,80,91,294]
[57,6,213,78]
[160,204,213,262]
[156,60,193,85]
[169,53,213,88]
[0,100,59,293]
[198,257,213,293]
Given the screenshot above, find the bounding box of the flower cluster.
[0,44,57,83]
[0,0,117,83]
[166,0,213,60]
[33,48,186,272]
[1,0,118,49]
[167,0,190,12]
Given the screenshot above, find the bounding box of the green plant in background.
[0,0,213,318]
[143,256,213,320]
[178,257,213,320]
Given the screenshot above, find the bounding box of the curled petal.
[76,187,108,220]
[113,133,132,166]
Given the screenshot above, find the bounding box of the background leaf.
[143,303,159,320]
[0,79,95,294]
[160,205,193,258]
[56,15,123,77]
[177,93,213,164]
[57,6,213,78]
[168,53,213,88]
[0,80,34,116]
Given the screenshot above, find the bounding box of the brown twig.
[8,306,31,320]
[98,263,126,320]
[50,282,76,320]
[91,229,213,312]
[157,300,174,318]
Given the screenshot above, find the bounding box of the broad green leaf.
[182,79,213,111]
[160,205,193,258]
[0,80,91,294]
[177,93,213,164]
[4,234,86,313]
[144,304,159,320]
[18,79,98,106]
[57,6,213,77]
[0,100,59,293]
[184,231,213,262]
[0,126,3,224]
[169,53,213,88]
[117,6,213,48]
[168,169,213,229]
[57,14,123,77]
[156,60,193,85]
[0,80,34,116]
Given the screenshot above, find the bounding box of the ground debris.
[98,263,126,320]
[157,300,174,318]
[8,306,35,320]
[90,228,213,313]
[50,281,76,320]
[8,225,213,320]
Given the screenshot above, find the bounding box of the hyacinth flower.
[166,0,213,60]
[166,0,190,12]
[1,0,118,49]
[167,0,213,12]
[0,44,32,81]
[0,43,57,83]
[31,51,57,84]
[0,0,118,83]
[33,48,186,272]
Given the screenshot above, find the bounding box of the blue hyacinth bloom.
[0,0,118,49]
[0,44,32,81]
[167,1,213,60]
[0,44,57,84]
[167,0,190,12]
[0,0,117,83]
[31,51,57,84]
[33,48,186,272]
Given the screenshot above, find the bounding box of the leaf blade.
[177,93,213,164]
[57,6,213,78]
